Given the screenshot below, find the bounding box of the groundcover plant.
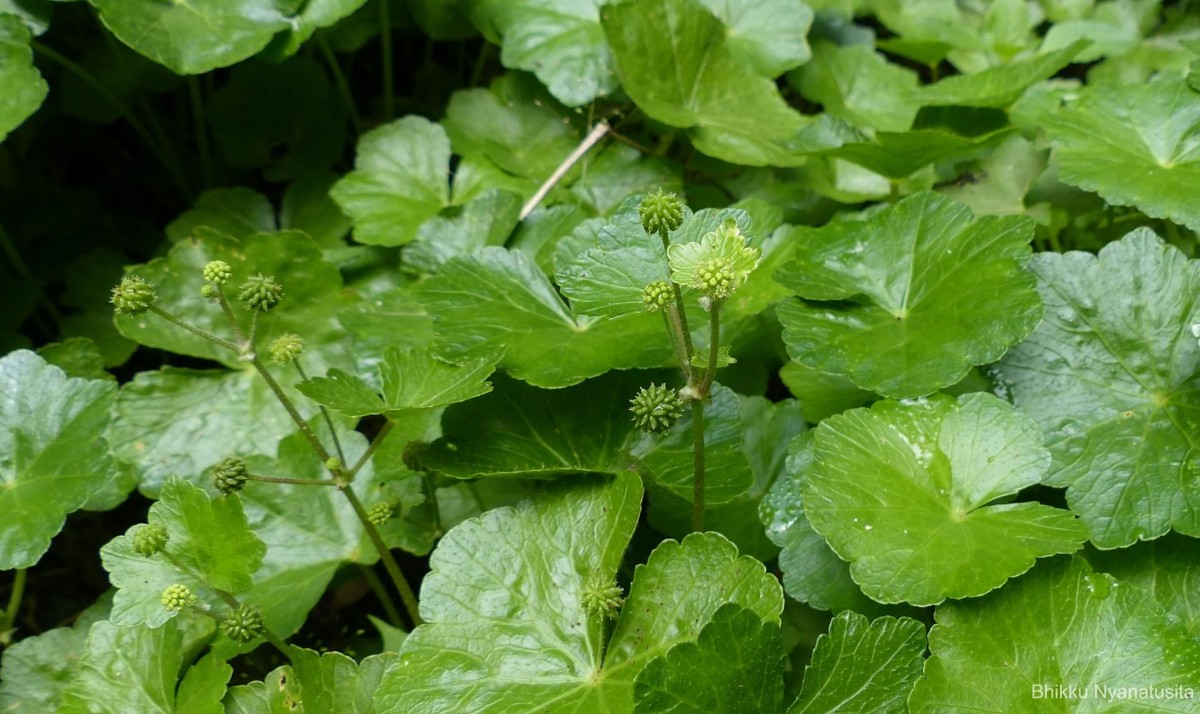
[3,0,1200,711]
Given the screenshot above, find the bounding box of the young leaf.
[909,557,1200,713]
[0,351,121,570]
[633,604,785,714]
[226,648,394,713]
[601,0,807,166]
[994,229,1200,548]
[330,116,454,246]
[86,0,290,74]
[417,247,672,388]
[295,345,498,419]
[461,0,616,107]
[57,616,220,714]
[776,191,1041,399]
[106,367,307,496]
[102,477,267,627]
[1043,77,1200,231]
[0,15,47,144]
[805,393,1088,606]
[375,474,783,711]
[788,612,926,714]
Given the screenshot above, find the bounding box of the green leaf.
[805,393,1088,606]
[818,120,1015,179]
[0,595,110,711]
[417,246,672,388]
[442,75,583,181]
[909,557,1200,713]
[0,15,47,144]
[207,57,347,182]
[86,0,291,74]
[633,604,785,714]
[1043,77,1200,231]
[377,472,782,711]
[790,41,919,133]
[776,191,1041,398]
[938,134,1047,217]
[667,217,761,299]
[116,228,355,370]
[165,188,276,243]
[0,350,121,570]
[0,0,51,36]
[410,371,642,478]
[106,367,307,496]
[269,0,369,56]
[102,477,267,627]
[788,612,926,714]
[403,190,522,273]
[602,0,807,166]
[37,337,112,382]
[994,229,1200,548]
[695,0,813,77]
[462,0,615,106]
[330,116,453,246]
[567,143,681,217]
[1087,533,1200,639]
[778,362,875,424]
[761,433,884,614]
[296,345,498,419]
[57,615,218,714]
[911,40,1089,107]
[280,172,352,250]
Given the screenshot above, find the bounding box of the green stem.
[248,310,259,352]
[249,474,339,487]
[348,419,393,479]
[147,305,241,352]
[31,42,193,203]
[214,291,248,345]
[424,473,444,534]
[341,486,422,627]
[358,564,403,628]
[187,76,215,187]
[379,0,394,120]
[700,306,721,395]
[1,569,27,643]
[469,42,492,86]
[296,363,346,466]
[317,35,363,135]
[658,228,695,381]
[662,309,690,382]
[251,356,332,464]
[0,227,62,326]
[691,400,706,532]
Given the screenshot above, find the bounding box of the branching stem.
[520,122,609,219]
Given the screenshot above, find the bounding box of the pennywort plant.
[110,262,424,630]
[631,189,761,531]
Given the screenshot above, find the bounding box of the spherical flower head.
[642,280,673,312]
[111,276,157,315]
[581,575,624,619]
[132,523,169,557]
[630,384,685,434]
[202,260,233,285]
[367,502,394,527]
[268,334,305,364]
[638,188,685,237]
[212,457,249,495]
[161,584,196,612]
[239,274,284,312]
[200,284,220,300]
[696,258,736,300]
[667,217,760,303]
[222,604,265,643]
